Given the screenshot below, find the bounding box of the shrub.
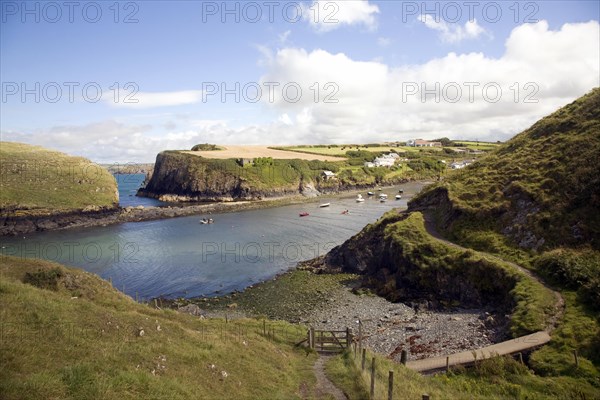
[24,268,64,290]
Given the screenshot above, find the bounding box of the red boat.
[299,212,310,217]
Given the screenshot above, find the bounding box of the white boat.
[356,194,365,202]
[379,194,388,199]
[395,195,402,200]
[380,198,387,203]
[319,203,331,208]
[367,192,374,196]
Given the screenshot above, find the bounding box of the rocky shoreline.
[170,270,508,362]
[302,283,508,361]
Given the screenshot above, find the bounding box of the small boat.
[395,195,402,200]
[380,198,387,203]
[367,192,374,196]
[356,194,365,203]
[200,218,214,224]
[319,203,331,208]
[299,212,310,217]
[378,188,383,191]
[398,189,404,194]
[379,194,388,199]
[341,210,349,215]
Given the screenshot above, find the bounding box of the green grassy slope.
[410,88,600,255]
[0,257,317,400]
[0,142,118,215]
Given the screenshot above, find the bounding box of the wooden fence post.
[361,348,366,371]
[263,320,266,336]
[518,352,524,364]
[388,370,394,400]
[370,357,376,399]
[400,349,408,365]
[358,320,363,354]
[346,327,352,349]
[422,394,430,400]
[446,356,450,372]
[309,328,315,350]
[154,298,158,309]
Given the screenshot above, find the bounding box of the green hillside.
[0,142,118,216]
[0,257,317,400]
[410,88,600,254]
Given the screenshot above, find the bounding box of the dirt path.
[312,355,348,400]
[421,212,565,333]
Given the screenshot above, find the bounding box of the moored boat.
[356,194,365,202]
[395,195,402,200]
[319,203,331,208]
[299,212,309,217]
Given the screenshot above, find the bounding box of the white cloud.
[258,20,599,142]
[4,21,599,162]
[422,15,490,43]
[106,90,203,109]
[305,0,379,32]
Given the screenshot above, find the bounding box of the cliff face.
[138,151,389,202]
[320,212,518,311]
[139,152,302,201]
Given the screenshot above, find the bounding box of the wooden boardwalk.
[406,331,551,373]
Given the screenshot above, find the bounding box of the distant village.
[363,139,478,169]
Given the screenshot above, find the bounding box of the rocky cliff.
[138,151,387,202]
[318,211,519,311]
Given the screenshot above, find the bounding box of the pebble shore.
[304,283,508,361]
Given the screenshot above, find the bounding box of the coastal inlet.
[0,178,424,301]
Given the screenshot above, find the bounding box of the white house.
[407,139,442,147]
[364,153,399,168]
[322,170,336,180]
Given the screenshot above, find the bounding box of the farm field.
[182,145,343,161]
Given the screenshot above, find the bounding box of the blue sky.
[1,0,599,162]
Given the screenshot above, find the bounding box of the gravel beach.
[182,271,508,362]
[303,282,508,361]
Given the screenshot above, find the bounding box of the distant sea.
[115,173,164,207]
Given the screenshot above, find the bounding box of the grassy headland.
[141,141,485,202]
[0,142,118,216]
